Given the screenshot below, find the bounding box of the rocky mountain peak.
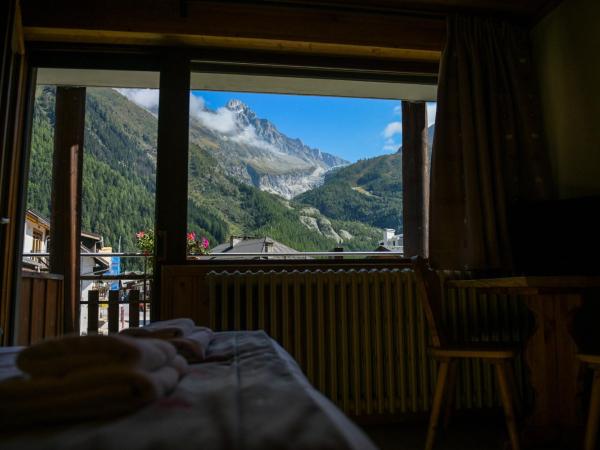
[226,98,253,114]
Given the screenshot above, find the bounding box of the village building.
[22,209,112,299]
[209,236,300,260]
[379,228,404,252]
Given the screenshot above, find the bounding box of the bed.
[0,331,377,450]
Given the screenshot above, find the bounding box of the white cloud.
[116,90,291,154]
[115,88,159,112]
[383,121,402,139]
[393,103,402,115]
[427,102,437,127]
[195,106,238,134]
[189,94,279,152]
[382,137,400,153]
[189,94,205,118]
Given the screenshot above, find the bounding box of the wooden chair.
[411,256,521,450]
[578,354,600,450]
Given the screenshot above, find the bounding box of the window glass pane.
[185,88,436,258]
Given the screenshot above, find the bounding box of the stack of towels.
[120,318,214,363]
[0,319,214,428]
[0,334,186,427]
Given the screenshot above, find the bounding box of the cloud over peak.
[116,89,279,152]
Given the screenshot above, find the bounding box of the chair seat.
[430,344,518,360]
[578,354,600,366]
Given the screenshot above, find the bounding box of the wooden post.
[401,101,429,258]
[87,290,99,334]
[49,86,85,334]
[108,290,119,333]
[154,52,190,320]
[128,289,140,328]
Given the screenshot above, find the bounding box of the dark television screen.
[509,196,600,275]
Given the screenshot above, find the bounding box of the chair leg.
[443,360,459,429]
[495,361,520,450]
[506,361,522,419]
[426,359,451,450]
[584,367,600,450]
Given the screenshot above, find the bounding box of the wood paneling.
[18,273,64,346]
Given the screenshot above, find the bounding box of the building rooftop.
[209,236,300,259]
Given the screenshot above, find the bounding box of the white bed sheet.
[0,331,377,450]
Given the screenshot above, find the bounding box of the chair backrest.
[411,256,447,348]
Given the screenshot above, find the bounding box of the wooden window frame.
[20,42,434,322]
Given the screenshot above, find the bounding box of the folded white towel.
[169,327,214,363]
[120,318,196,339]
[0,364,180,427]
[17,335,176,378]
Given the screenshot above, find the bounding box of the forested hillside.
[296,125,434,232]
[296,153,404,231]
[27,87,381,253]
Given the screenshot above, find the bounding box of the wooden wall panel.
[18,273,64,346]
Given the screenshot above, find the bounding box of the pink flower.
[187,231,196,241]
[202,237,209,249]
[136,231,145,238]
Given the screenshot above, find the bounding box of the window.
[24,69,159,334]
[182,70,436,258]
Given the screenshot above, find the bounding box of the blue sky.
[117,88,435,163]
[192,91,436,163]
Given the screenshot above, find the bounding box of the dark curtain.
[429,16,553,271]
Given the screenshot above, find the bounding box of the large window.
[181,73,436,258]
[185,90,404,255]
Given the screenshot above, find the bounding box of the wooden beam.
[49,86,85,334]
[401,101,429,257]
[154,52,190,320]
[21,0,445,61]
[23,28,442,63]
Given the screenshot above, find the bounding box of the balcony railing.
[23,252,153,335]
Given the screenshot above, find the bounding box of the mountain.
[295,153,403,231]
[296,124,435,232]
[188,99,347,199]
[27,87,380,257]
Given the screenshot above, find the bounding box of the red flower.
[187,231,196,241]
[136,231,145,238]
[202,237,209,249]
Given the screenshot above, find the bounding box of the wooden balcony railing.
[23,252,153,336]
[19,272,64,346]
